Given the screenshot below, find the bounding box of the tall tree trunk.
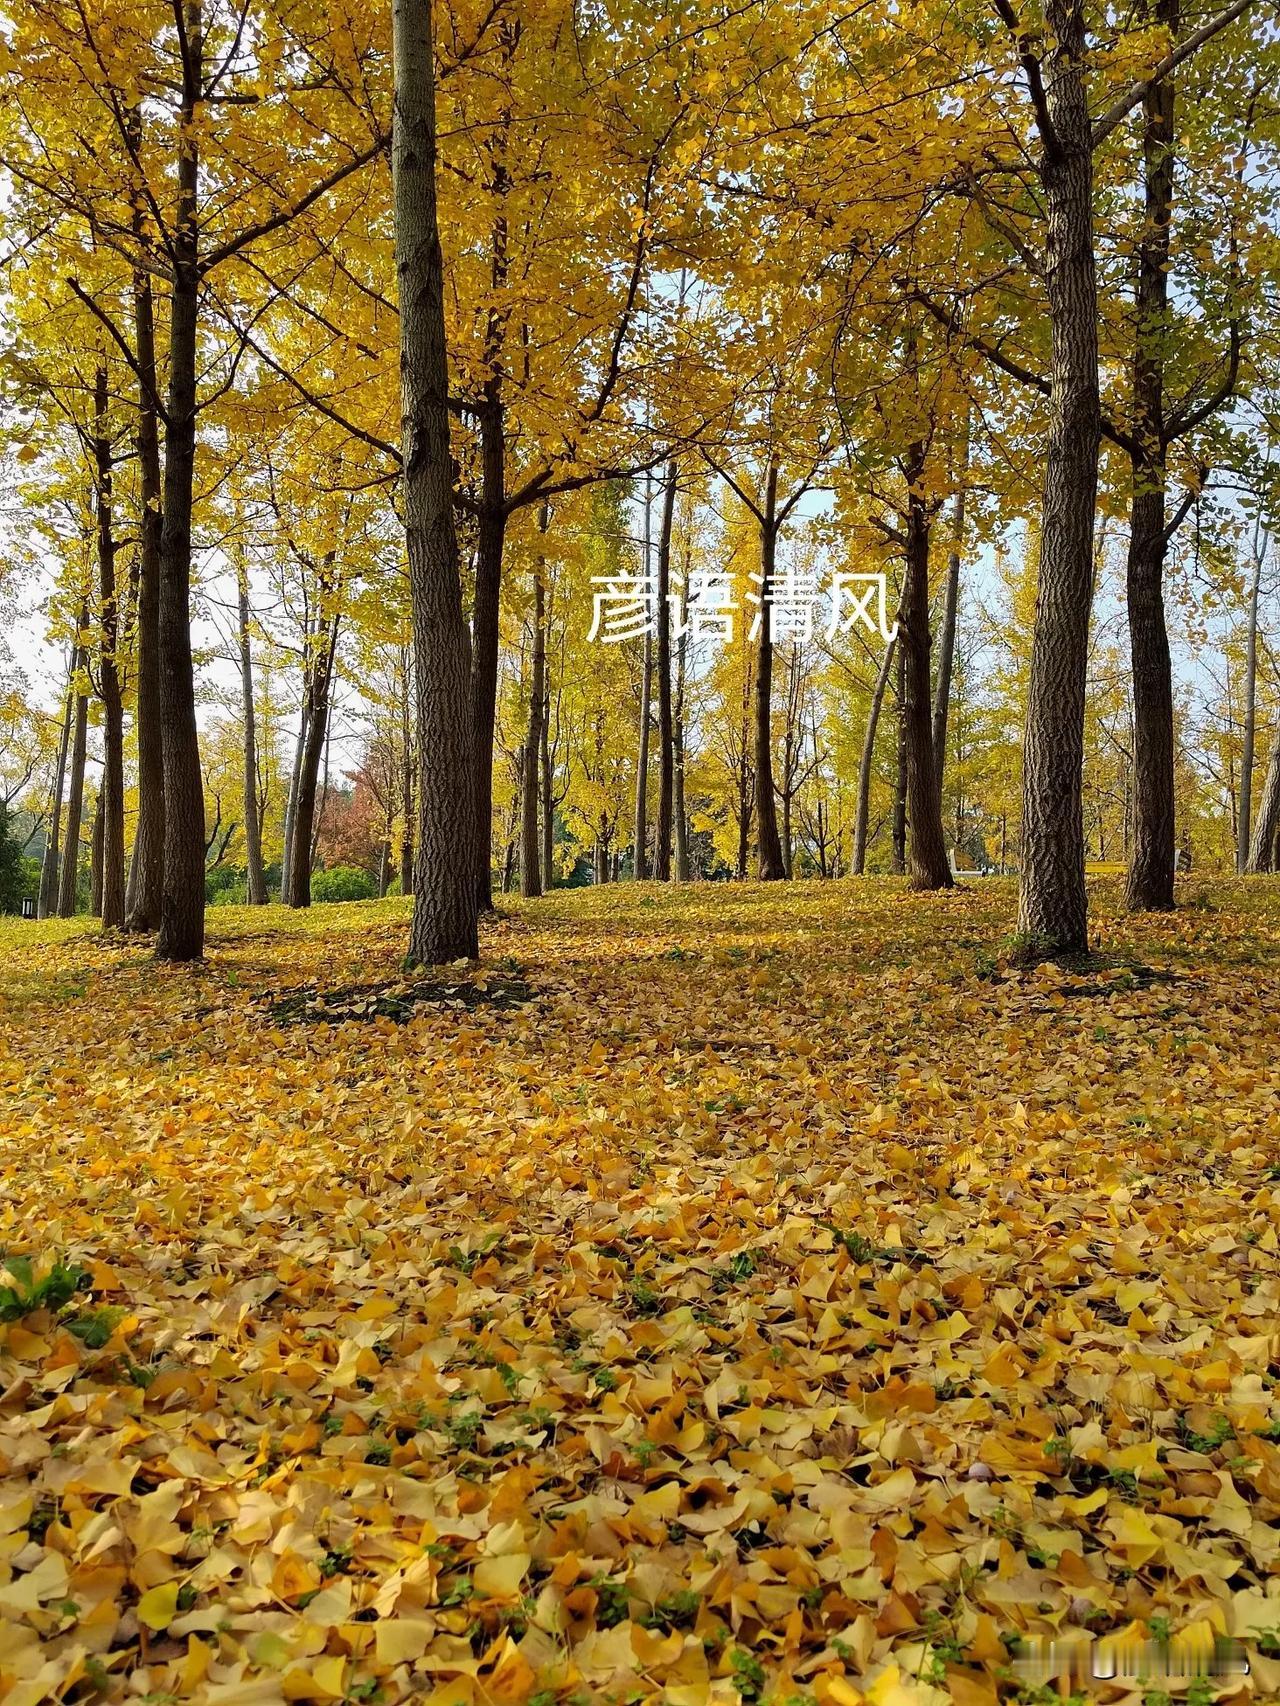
[520,505,548,897]
[285,619,338,908]
[93,367,126,929]
[90,793,105,917]
[1016,0,1099,957]
[1125,0,1178,913]
[1247,719,1280,873]
[1238,528,1264,873]
[653,461,677,879]
[399,646,414,893]
[58,617,90,919]
[901,453,954,890]
[394,0,479,964]
[236,554,267,905]
[932,473,966,796]
[280,713,307,902]
[674,622,689,881]
[470,413,506,913]
[891,645,907,875]
[124,107,165,934]
[755,466,786,881]
[39,677,73,918]
[634,475,653,879]
[156,0,207,962]
[853,633,897,875]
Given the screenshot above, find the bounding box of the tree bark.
[394,0,479,964]
[901,452,954,890]
[520,504,548,897]
[93,368,126,930]
[853,634,897,875]
[1247,721,1280,873]
[399,646,414,893]
[155,0,207,962]
[1016,0,1099,957]
[39,676,72,918]
[634,475,653,879]
[755,466,786,881]
[932,477,966,797]
[1238,525,1264,872]
[285,613,338,908]
[469,404,506,912]
[1124,0,1178,913]
[58,616,90,919]
[236,554,268,905]
[674,621,689,881]
[90,792,105,917]
[653,460,677,880]
[891,644,907,875]
[124,106,165,934]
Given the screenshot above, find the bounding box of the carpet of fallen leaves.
[1,877,1280,1706]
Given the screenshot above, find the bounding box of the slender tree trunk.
[674,623,689,881]
[853,634,897,875]
[470,406,506,913]
[520,505,548,897]
[1125,0,1178,913]
[755,468,786,881]
[378,838,391,898]
[932,475,966,797]
[280,713,306,902]
[634,475,653,879]
[39,679,73,918]
[93,368,126,929]
[285,622,337,908]
[394,0,479,963]
[653,461,677,880]
[236,555,267,905]
[1238,524,1265,872]
[540,697,554,889]
[58,619,90,919]
[1016,0,1099,957]
[736,653,752,878]
[891,645,907,875]
[901,453,954,890]
[90,794,105,917]
[156,0,207,962]
[124,109,165,934]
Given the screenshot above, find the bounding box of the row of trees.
[2,0,1278,961]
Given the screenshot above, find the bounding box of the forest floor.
[1,878,1280,1706]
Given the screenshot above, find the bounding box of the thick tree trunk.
[891,645,907,876]
[124,110,165,934]
[1238,529,1264,872]
[394,0,479,964]
[156,0,207,962]
[470,407,506,913]
[93,368,126,929]
[674,623,689,881]
[520,507,548,897]
[902,456,954,890]
[1247,720,1280,873]
[1016,0,1098,957]
[39,679,72,918]
[236,556,267,905]
[853,633,897,876]
[755,469,786,881]
[58,620,90,919]
[932,478,966,797]
[1125,0,1178,913]
[653,461,677,880]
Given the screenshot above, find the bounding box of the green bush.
[311,865,376,903]
[0,812,33,914]
[205,864,244,904]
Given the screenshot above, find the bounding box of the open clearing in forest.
[1,879,1279,1705]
